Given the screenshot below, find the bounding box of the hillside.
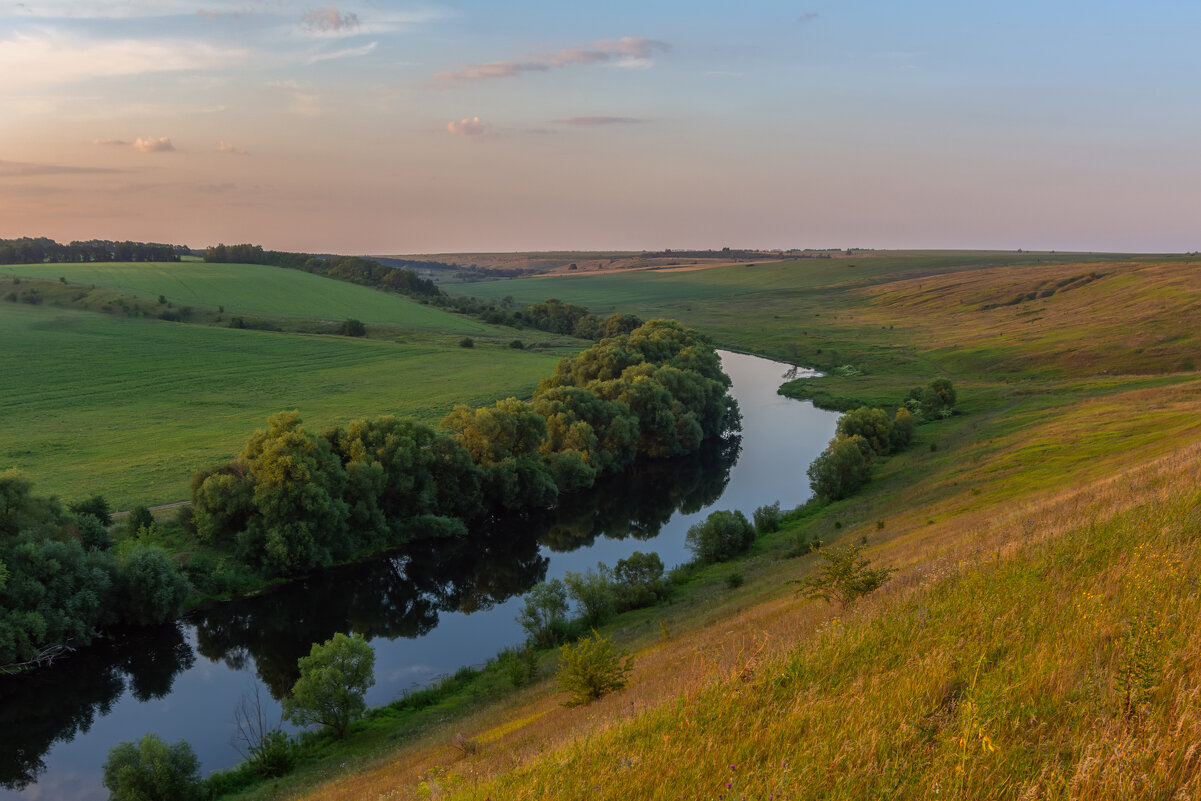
[0,264,580,507]
[0,260,491,332]
[254,252,1201,801]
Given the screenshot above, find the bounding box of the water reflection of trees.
[192,524,549,698]
[538,435,741,551]
[2,433,741,784]
[0,623,194,790]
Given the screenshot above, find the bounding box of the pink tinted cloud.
[446,116,485,135]
[217,140,248,154]
[433,36,669,87]
[133,136,175,152]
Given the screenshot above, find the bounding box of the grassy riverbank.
[230,251,1201,801]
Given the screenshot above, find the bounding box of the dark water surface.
[2,351,837,800]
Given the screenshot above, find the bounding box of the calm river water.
[0,351,837,800]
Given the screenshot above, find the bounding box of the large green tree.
[283,632,375,740]
[235,412,350,575]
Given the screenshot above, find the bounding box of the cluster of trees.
[807,378,956,502]
[0,473,191,667]
[190,320,739,576]
[0,237,186,265]
[203,244,440,297]
[204,243,648,343]
[432,294,644,342]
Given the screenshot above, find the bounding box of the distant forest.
[0,237,188,264]
[203,243,442,297]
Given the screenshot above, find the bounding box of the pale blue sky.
[1,1,1198,253]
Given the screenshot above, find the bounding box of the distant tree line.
[203,244,643,342]
[203,244,441,297]
[434,295,644,341]
[190,319,740,576]
[0,475,191,668]
[0,238,187,265]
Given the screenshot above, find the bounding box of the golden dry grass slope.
[285,256,1201,801]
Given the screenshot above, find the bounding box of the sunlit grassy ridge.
[0,303,568,507]
[0,260,493,331]
[250,251,1201,801]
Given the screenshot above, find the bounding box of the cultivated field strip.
[0,304,565,506]
[0,260,493,332]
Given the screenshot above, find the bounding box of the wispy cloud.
[554,116,645,126]
[308,41,377,64]
[92,138,131,147]
[217,140,248,154]
[798,12,820,24]
[0,159,124,177]
[5,1,270,19]
[446,116,485,135]
[0,31,247,90]
[133,136,175,152]
[433,36,670,88]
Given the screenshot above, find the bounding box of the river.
[0,351,838,800]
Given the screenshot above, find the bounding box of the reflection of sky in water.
[6,352,837,801]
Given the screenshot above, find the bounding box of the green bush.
[459,336,474,348]
[500,646,539,687]
[752,501,782,533]
[116,544,191,626]
[905,377,956,419]
[793,543,896,607]
[890,407,917,450]
[685,509,756,564]
[613,551,667,610]
[555,630,633,707]
[338,318,366,337]
[283,632,375,739]
[564,564,618,627]
[74,513,112,551]
[102,733,202,801]
[725,572,745,590]
[836,406,894,455]
[69,495,112,527]
[125,505,155,538]
[807,435,873,501]
[250,729,295,777]
[518,579,570,648]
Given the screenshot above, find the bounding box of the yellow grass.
[261,256,1201,801]
[287,386,1201,800]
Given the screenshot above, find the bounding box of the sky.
[1,0,1200,254]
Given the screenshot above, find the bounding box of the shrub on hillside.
[793,543,896,607]
[752,501,782,533]
[836,407,895,455]
[555,630,633,707]
[518,579,570,648]
[685,509,756,564]
[564,564,618,627]
[613,551,668,610]
[807,435,874,501]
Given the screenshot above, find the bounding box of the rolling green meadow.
[8,249,1201,799]
[0,266,575,507]
[221,249,1201,801]
[0,260,495,331]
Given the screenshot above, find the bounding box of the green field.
[0,261,494,332]
[452,251,1138,312]
[0,303,569,507]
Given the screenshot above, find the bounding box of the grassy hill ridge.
[235,251,1201,801]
